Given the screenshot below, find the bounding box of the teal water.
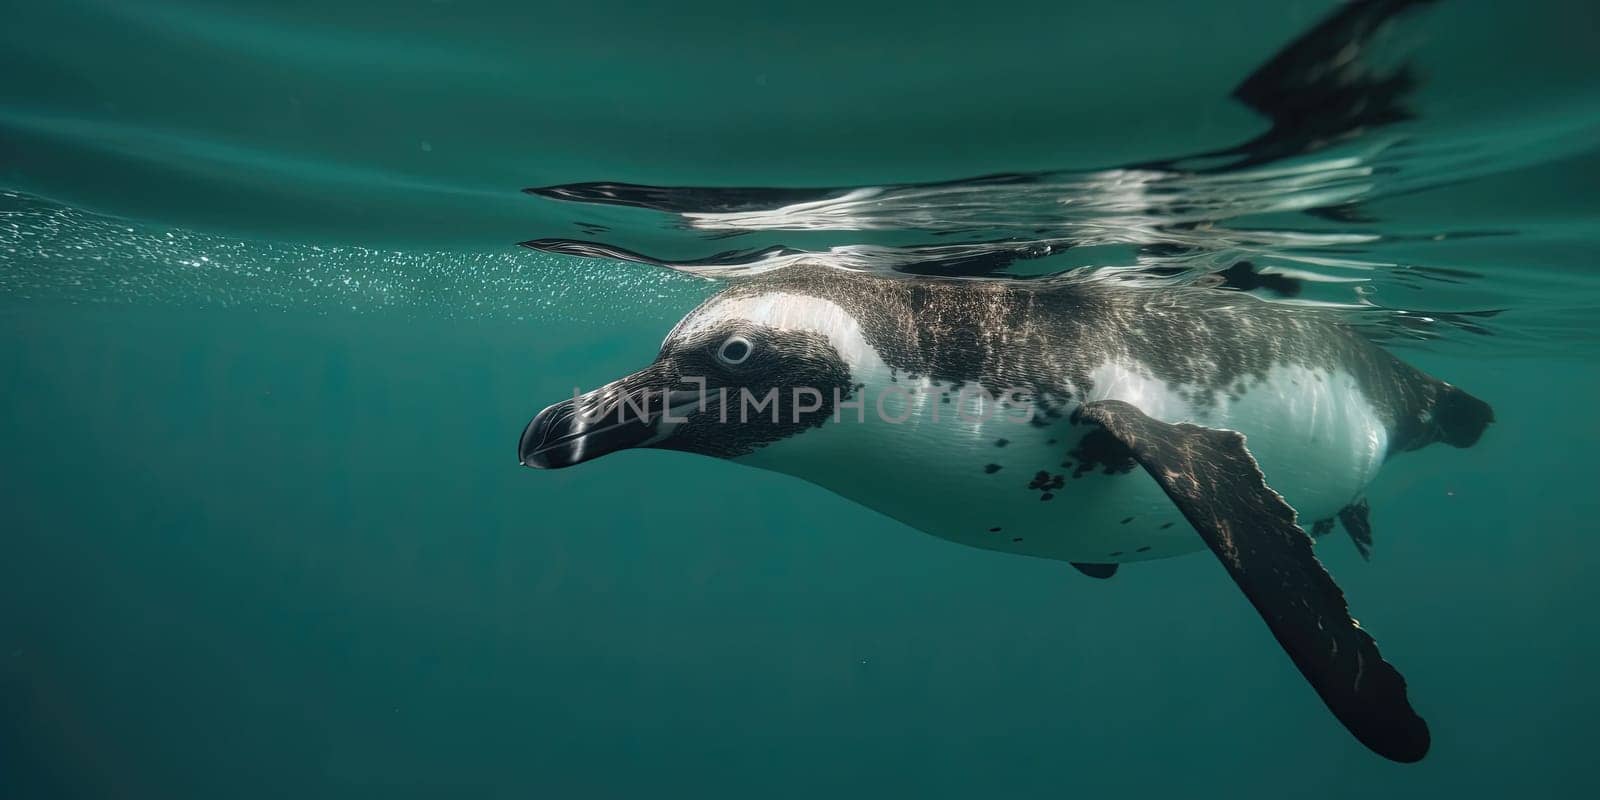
[3,1,1599,797]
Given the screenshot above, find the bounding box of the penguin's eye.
[715,335,753,366]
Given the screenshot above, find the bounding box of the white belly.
[1082,360,1390,524]
[738,361,1388,565]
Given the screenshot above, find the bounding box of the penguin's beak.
[518,396,654,468]
[519,369,705,469]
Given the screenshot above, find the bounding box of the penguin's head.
[519,287,873,469]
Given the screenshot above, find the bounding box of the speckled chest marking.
[740,359,1385,564]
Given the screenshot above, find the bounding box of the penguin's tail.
[1433,383,1494,449]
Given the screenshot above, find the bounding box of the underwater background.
[2,0,1598,796]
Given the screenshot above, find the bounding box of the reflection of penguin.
[521,0,1440,281]
[1206,261,1305,297]
[520,264,1491,763]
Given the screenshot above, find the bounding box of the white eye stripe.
[716,336,754,365]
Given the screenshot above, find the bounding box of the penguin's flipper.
[1071,562,1119,579]
[1076,399,1429,764]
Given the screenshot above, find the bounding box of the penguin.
[518,265,1492,763]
